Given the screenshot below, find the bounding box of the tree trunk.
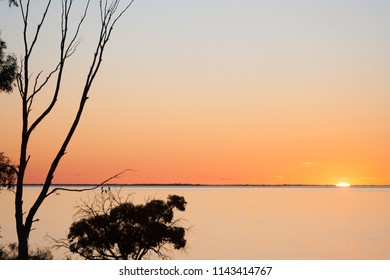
[15,92,29,260]
[16,165,29,259]
[16,227,29,260]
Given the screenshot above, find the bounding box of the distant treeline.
[23,184,390,188]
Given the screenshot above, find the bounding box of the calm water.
[1,186,390,259]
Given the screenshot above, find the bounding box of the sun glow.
[336,182,351,187]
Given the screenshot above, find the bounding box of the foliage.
[0,0,18,7]
[8,0,18,6]
[0,243,53,260]
[0,34,17,93]
[0,152,17,189]
[63,193,188,260]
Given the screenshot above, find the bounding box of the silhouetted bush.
[0,243,53,260]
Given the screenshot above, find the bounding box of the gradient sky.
[1,0,389,185]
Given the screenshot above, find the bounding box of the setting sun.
[336,182,351,187]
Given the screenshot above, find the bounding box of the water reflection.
[1,186,390,259]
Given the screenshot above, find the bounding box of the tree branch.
[63,0,90,59]
[27,1,51,58]
[26,0,72,137]
[45,169,134,198]
[28,62,61,104]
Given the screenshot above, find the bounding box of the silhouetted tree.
[0,152,17,189]
[0,34,17,93]
[0,0,135,259]
[60,193,187,260]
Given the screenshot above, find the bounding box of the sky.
[0,0,389,185]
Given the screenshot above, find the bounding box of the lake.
[1,186,390,259]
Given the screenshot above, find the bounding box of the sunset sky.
[1,0,389,185]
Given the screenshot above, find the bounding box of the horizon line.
[22,183,390,187]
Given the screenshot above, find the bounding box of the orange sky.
[1,1,389,185]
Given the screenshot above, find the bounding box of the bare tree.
[2,0,135,259]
